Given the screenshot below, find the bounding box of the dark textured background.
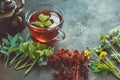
[0,0,120,80]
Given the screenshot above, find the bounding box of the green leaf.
[28,41,36,53]
[31,14,52,27]
[31,21,44,27]
[36,47,54,57]
[0,50,7,55]
[2,38,10,46]
[89,65,101,72]
[103,44,110,50]
[7,33,13,41]
[28,41,36,59]
[42,20,52,27]
[18,35,24,42]
[38,14,49,22]
[99,34,107,41]
[44,48,54,56]
[7,45,18,54]
[10,34,19,45]
[36,43,46,50]
[36,50,44,57]
[49,47,55,53]
[19,42,28,53]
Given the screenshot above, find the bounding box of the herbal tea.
[27,10,63,42]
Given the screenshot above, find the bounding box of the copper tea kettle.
[0,0,25,38]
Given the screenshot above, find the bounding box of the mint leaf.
[0,50,7,54]
[42,20,52,27]
[32,14,52,27]
[36,50,44,57]
[36,43,46,50]
[99,34,107,41]
[27,41,37,59]
[2,38,9,46]
[11,34,19,45]
[90,65,101,72]
[7,44,18,54]
[38,14,49,22]
[7,33,13,42]
[19,42,28,53]
[31,21,44,27]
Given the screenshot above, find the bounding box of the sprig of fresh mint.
[0,33,55,76]
[31,14,52,27]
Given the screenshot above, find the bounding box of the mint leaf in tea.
[31,13,52,27]
[31,21,44,27]
[38,14,50,22]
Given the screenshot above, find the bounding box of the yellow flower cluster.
[99,51,107,60]
[84,50,90,56]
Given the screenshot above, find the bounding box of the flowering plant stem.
[111,47,120,63]
[103,58,120,79]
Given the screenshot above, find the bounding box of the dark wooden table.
[0,0,120,80]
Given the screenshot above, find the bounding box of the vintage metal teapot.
[0,0,25,38]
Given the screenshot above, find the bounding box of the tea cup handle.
[56,28,66,41]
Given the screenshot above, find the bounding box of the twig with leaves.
[0,33,54,76]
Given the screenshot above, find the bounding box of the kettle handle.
[11,0,25,29]
[15,0,25,14]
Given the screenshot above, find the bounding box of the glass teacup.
[25,4,65,43]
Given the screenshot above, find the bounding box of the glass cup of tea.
[25,4,65,43]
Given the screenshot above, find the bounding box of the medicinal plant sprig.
[0,33,54,76]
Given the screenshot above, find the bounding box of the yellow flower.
[99,51,107,60]
[84,50,90,56]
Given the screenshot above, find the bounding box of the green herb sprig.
[0,33,54,76]
[0,34,24,67]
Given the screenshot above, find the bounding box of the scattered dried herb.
[47,48,89,80]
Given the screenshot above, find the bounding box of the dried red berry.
[47,48,89,80]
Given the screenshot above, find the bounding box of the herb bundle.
[86,26,120,79]
[47,48,89,80]
[108,26,120,62]
[0,33,54,76]
[87,47,120,79]
[109,25,120,47]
